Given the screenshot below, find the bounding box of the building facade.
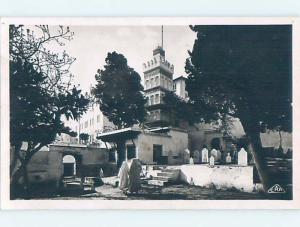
[58,102,115,144]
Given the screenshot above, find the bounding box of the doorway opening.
[62,155,76,177]
[127,144,136,160]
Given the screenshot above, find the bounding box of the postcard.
[1,17,299,209]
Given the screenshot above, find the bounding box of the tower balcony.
[143,59,174,74]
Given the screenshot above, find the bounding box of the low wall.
[180,164,254,192]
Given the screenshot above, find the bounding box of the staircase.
[264,157,292,188]
[147,166,180,186]
[254,149,293,195]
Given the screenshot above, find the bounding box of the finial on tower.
[161,25,164,49]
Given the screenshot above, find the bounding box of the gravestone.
[209,156,215,167]
[193,150,201,164]
[216,150,222,162]
[183,149,190,164]
[201,148,209,163]
[189,157,194,165]
[225,153,232,164]
[211,149,218,161]
[238,148,248,166]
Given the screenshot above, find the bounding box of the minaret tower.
[143,26,174,127]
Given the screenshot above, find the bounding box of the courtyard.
[25,181,287,200]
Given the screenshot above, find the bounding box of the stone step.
[152,165,168,170]
[156,172,174,177]
[148,179,165,186]
[152,176,171,182]
[161,169,178,173]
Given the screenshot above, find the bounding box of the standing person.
[127,158,142,194]
[231,144,238,164]
[118,161,129,192]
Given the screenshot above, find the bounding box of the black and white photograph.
[0,17,297,209]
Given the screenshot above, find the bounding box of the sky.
[55,25,197,92]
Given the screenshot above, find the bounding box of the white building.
[58,102,115,144]
[173,76,188,100]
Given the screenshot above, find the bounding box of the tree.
[92,52,147,167]
[79,133,90,144]
[185,25,292,191]
[162,91,196,127]
[10,25,89,195]
[93,52,147,128]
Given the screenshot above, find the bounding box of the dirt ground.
[29,181,289,200]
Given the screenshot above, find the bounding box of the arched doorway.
[63,155,76,176]
[211,137,221,150]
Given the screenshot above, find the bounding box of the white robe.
[118,161,129,190]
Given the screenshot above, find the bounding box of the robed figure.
[128,158,142,193]
[118,161,129,191]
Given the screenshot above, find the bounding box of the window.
[150,78,154,88]
[173,83,177,90]
[155,76,159,86]
[150,95,154,105]
[152,111,156,120]
[85,121,88,128]
[97,114,101,123]
[145,80,149,89]
[155,94,159,104]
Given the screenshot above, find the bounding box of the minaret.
[142,26,174,127]
[161,25,163,49]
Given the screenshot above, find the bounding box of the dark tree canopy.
[163,91,197,127]
[93,52,147,129]
[185,25,292,134]
[79,133,90,142]
[185,25,292,191]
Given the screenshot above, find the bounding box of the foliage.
[9,25,89,192]
[92,51,147,129]
[79,133,90,142]
[185,25,292,190]
[162,91,196,127]
[185,25,292,134]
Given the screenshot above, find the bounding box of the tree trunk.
[10,143,21,176]
[10,159,29,198]
[279,130,283,150]
[241,122,271,192]
[10,143,44,198]
[22,161,30,198]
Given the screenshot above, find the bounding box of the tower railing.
[143,58,174,73]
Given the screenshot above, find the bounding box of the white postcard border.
[1,17,299,209]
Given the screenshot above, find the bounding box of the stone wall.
[180,164,254,192]
[260,131,292,152]
[25,144,111,189]
[125,128,189,164]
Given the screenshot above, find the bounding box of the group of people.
[118,158,142,194]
